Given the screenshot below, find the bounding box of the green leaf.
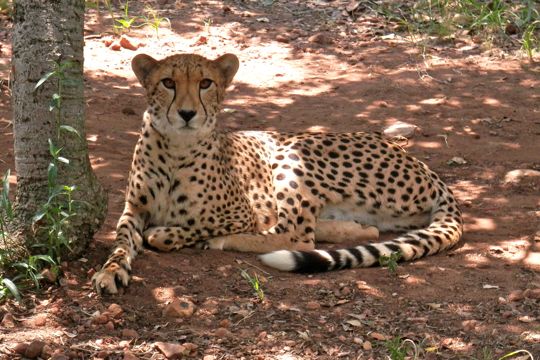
[32,210,46,223]
[59,125,81,138]
[47,162,58,188]
[34,71,56,90]
[32,254,56,266]
[1,278,21,301]
[49,93,61,111]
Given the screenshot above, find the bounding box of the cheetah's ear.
[132,54,158,88]
[214,54,239,87]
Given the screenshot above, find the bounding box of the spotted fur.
[93,53,463,295]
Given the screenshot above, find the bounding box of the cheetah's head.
[132,53,239,142]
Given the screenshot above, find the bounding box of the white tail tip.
[259,250,296,271]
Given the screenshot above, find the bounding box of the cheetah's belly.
[319,200,431,232]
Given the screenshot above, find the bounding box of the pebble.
[308,32,333,45]
[119,35,139,51]
[163,297,195,318]
[122,328,139,339]
[155,341,187,359]
[107,303,124,319]
[1,312,15,327]
[305,301,320,310]
[524,288,540,299]
[383,122,419,139]
[214,327,232,338]
[369,332,388,341]
[92,313,109,325]
[14,343,28,355]
[508,290,524,302]
[362,341,372,350]
[353,337,363,344]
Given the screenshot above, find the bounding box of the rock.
[1,312,15,327]
[508,290,524,302]
[163,297,195,318]
[41,268,58,283]
[383,122,419,139]
[363,340,372,350]
[107,303,124,319]
[120,35,139,51]
[122,328,139,339]
[123,350,139,360]
[503,169,540,185]
[155,342,187,359]
[369,332,388,341]
[109,39,122,51]
[33,313,47,327]
[92,313,109,325]
[214,327,232,338]
[25,340,45,359]
[353,337,363,344]
[182,343,198,354]
[524,288,540,299]
[219,318,231,328]
[14,343,28,355]
[305,301,321,310]
[308,32,333,45]
[275,34,289,43]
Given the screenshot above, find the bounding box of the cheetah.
[92,53,463,295]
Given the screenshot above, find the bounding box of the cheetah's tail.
[259,197,463,273]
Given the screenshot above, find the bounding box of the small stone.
[508,290,524,302]
[34,314,47,327]
[525,288,540,299]
[119,35,139,51]
[353,337,363,344]
[276,34,289,43]
[163,297,195,318]
[25,340,45,359]
[41,268,58,283]
[214,327,232,338]
[122,328,139,339]
[2,312,15,327]
[182,343,198,354]
[383,122,419,139]
[109,40,122,51]
[155,341,187,359]
[369,332,388,341]
[92,313,109,325]
[363,341,372,350]
[308,32,333,45]
[305,301,320,310]
[107,303,124,319]
[123,350,139,360]
[219,318,231,328]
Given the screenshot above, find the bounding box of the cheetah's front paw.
[92,262,130,295]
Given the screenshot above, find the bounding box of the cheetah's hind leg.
[315,220,379,243]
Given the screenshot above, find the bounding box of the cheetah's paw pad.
[92,263,130,295]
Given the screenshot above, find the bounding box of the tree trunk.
[10,0,107,257]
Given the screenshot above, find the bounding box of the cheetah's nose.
[178,110,197,123]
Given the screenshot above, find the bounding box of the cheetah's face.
[132,53,239,141]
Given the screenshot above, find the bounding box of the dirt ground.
[1,1,539,359]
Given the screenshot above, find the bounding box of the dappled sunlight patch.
[415,141,442,149]
[465,217,496,232]
[482,97,502,106]
[452,180,489,202]
[306,125,330,133]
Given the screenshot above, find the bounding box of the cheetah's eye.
[199,78,213,90]
[161,78,175,89]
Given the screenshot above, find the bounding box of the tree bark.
[10,0,107,257]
